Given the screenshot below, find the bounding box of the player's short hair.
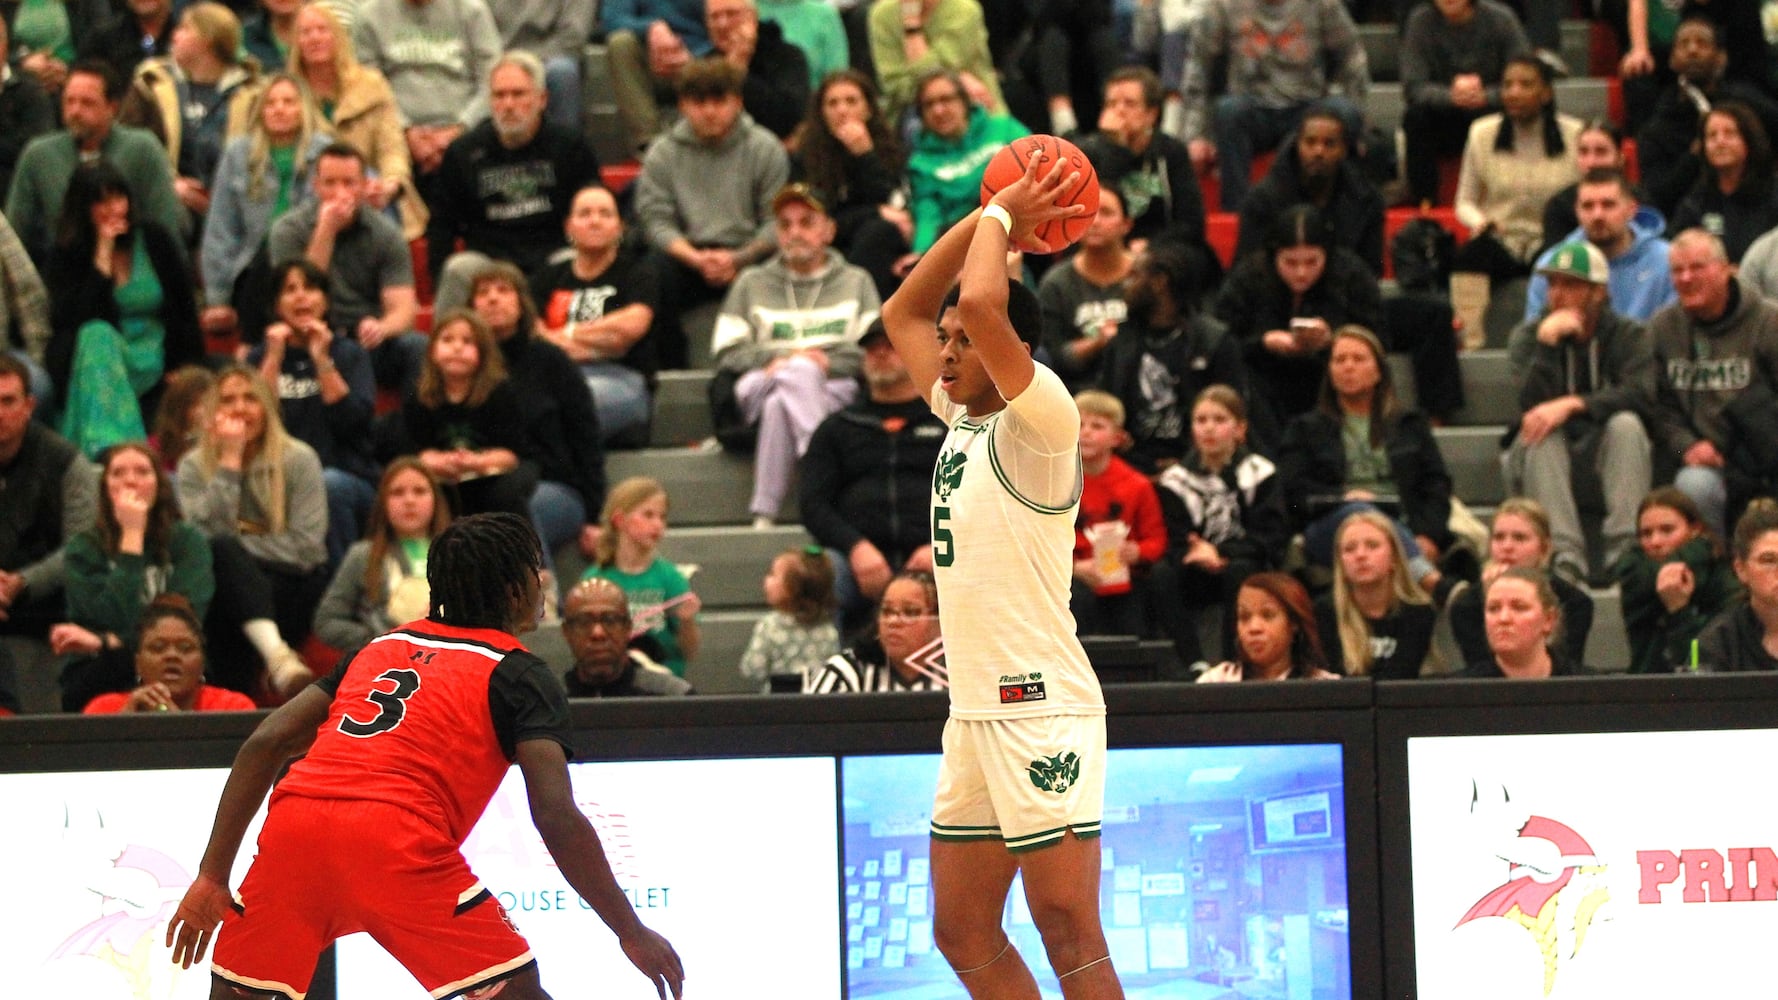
[428,513,544,631]
[938,279,1043,348]
[1074,389,1125,427]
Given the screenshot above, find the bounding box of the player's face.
[1638,504,1699,561]
[1274,245,1326,295]
[877,578,939,665]
[1191,399,1244,459]
[934,307,997,412]
[472,280,523,337]
[563,588,631,677]
[105,447,158,509]
[136,616,205,701]
[566,187,622,252]
[1484,577,1555,659]
[383,468,436,539]
[1077,412,1121,462]
[1235,585,1293,675]
[1338,520,1394,588]
[429,320,482,381]
[1736,531,1778,608]
[1327,335,1381,403]
[1489,512,1548,570]
[216,374,266,445]
[617,494,669,547]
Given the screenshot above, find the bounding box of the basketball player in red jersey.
[166,513,684,1000]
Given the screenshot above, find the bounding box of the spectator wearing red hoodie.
[1071,389,1169,643]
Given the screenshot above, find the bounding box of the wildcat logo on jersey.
[934,449,968,500]
[1027,752,1082,794]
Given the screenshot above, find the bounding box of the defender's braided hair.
[427,513,544,630]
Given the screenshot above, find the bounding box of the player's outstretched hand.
[988,153,1084,255]
[621,925,685,999]
[165,872,232,968]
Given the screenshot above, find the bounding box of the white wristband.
[980,204,1013,235]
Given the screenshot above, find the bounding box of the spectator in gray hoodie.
[352,0,501,206]
[635,56,789,369]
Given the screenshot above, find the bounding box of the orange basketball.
[979,134,1100,250]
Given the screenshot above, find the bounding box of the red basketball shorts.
[210,796,533,999]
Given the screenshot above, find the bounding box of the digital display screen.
[1,768,265,1000]
[335,756,841,1000]
[841,745,1351,999]
[1408,729,1778,996]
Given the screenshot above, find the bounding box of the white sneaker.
[267,645,315,700]
[752,515,774,531]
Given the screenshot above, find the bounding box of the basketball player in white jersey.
[879,157,1123,999]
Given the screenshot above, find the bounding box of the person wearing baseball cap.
[1505,238,1654,583]
[709,179,881,529]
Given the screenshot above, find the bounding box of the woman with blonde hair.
[1448,497,1594,668]
[1314,509,1437,678]
[177,365,328,699]
[119,1,264,223]
[200,72,331,334]
[289,0,422,238]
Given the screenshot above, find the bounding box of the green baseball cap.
[1537,241,1609,284]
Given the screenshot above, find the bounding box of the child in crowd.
[1448,498,1593,669]
[1198,573,1336,683]
[400,310,536,520]
[583,476,702,677]
[1156,384,1287,662]
[739,547,840,692]
[1613,486,1741,673]
[312,458,454,652]
[1070,390,1169,641]
[1315,509,1438,679]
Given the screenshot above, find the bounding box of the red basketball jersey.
[273,622,572,845]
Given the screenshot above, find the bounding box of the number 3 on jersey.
[933,506,954,567]
[339,668,421,738]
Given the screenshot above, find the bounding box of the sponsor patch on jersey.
[999,680,1046,704]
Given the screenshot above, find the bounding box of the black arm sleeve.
[489,650,576,761]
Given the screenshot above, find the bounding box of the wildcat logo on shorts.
[1027,752,1082,794]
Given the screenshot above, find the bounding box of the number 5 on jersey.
[933,506,954,568]
[340,668,422,737]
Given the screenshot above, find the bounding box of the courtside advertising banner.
[2,768,265,1000]
[336,756,841,999]
[1408,729,1778,997]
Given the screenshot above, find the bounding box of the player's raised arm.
[959,155,1084,400]
[166,685,334,968]
[880,205,987,397]
[517,738,685,1000]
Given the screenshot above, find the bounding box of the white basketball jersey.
[927,364,1104,720]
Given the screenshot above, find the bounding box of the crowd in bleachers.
[14,0,1778,712]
